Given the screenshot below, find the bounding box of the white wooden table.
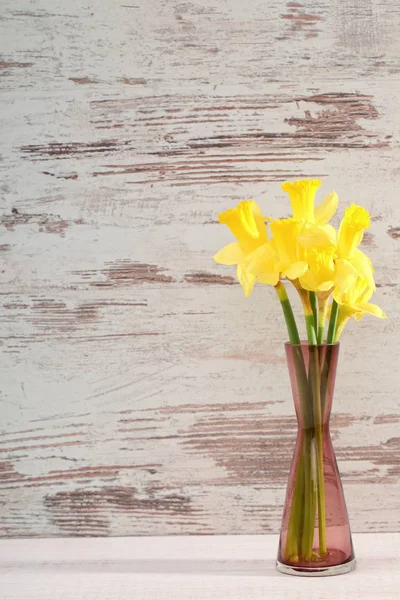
[0,533,398,599]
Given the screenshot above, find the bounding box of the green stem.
[300,431,317,561]
[283,351,314,564]
[282,350,312,564]
[334,311,350,342]
[320,344,333,419]
[291,280,317,345]
[317,297,329,345]
[326,300,339,344]
[309,347,327,557]
[275,282,300,345]
[310,292,318,338]
[284,451,305,562]
[305,314,317,345]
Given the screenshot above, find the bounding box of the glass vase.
[276,342,355,576]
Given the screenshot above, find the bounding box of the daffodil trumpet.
[214,179,387,567]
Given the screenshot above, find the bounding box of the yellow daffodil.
[213,200,279,296]
[246,218,320,291]
[282,179,339,225]
[299,246,336,293]
[269,219,308,280]
[299,245,359,296]
[282,179,338,246]
[334,277,387,340]
[244,241,280,286]
[334,204,374,294]
[299,202,374,296]
[282,179,320,223]
[337,204,370,258]
[216,200,267,255]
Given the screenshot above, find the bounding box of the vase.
[276,342,355,576]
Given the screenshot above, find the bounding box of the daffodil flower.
[337,204,370,258]
[298,245,359,343]
[299,246,336,293]
[334,277,386,340]
[299,202,374,296]
[282,179,338,247]
[334,204,375,294]
[244,218,308,288]
[269,219,308,280]
[282,180,325,223]
[213,200,279,296]
[248,180,340,291]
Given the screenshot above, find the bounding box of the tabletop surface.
[0,532,399,599]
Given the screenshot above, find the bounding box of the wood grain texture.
[0,0,399,537]
[1,533,399,599]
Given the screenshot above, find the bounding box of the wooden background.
[0,0,399,538]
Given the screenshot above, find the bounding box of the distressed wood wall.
[1,0,399,537]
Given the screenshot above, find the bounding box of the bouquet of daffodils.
[214,179,386,345]
[214,179,386,566]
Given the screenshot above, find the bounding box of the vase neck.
[285,343,339,429]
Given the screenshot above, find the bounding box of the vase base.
[276,556,356,577]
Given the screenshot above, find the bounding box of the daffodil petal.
[353,312,365,322]
[213,242,243,265]
[350,249,375,286]
[318,280,334,292]
[298,224,336,248]
[237,263,256,297]
[283,261,308,280]
[358,283,375,304]
[334,259,359,294]
[298,246,335,292]
[321,224,337,244]
[269,219,305,275]
[257,272,280,286]
[299,269,319,291]
[355,302,387,320]
[245,243,276,276]
[244,244,280,286]
[314,192,338,225]
[337,204,371,259]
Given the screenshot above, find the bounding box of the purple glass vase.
[276,343,355,576]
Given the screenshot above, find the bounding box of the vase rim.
[284,341,339,347]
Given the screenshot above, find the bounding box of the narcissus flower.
[216,200,267,256]
[299,246,336,293]
[334,204,374,294]
[337,204,370,258]
[244,219,310,286]
[298,202,374,296]
[213,200,279,296]
[269,219,308,280]
[282,179,337,225]
[299,244,360,298]
[282,179,338,247]
[334,277,387,340]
